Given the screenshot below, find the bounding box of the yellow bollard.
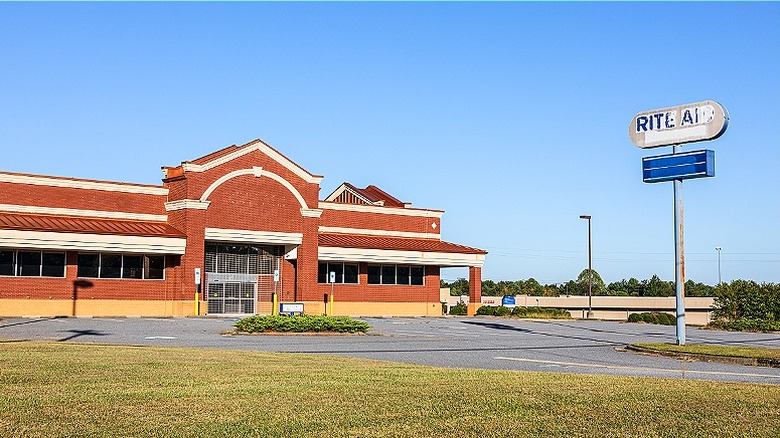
[272,293,278,316]
[329,292,334,316]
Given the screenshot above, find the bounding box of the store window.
[367,264,425,285]
[0,250,65,277]
[318,262,359,284]
[77,253,165,279]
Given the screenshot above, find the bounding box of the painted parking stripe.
[494,356,780,379]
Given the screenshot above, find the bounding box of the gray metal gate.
[204,243,282,315]
[206,273,257,314]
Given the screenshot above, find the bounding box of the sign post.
[629,100,728,346]
[194,268,201,316]
[329,271,335,316]
[273,269,279,316]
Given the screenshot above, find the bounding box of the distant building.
[0,138,485,317]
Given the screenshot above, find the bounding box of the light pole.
[715,247,722,285]
[579,215,593,318]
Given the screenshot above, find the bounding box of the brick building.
[0,139,485,317]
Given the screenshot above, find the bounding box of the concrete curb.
[625,345,780,368]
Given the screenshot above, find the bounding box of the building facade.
[0,139,485,317]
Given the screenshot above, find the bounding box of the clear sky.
[1,3,778,286]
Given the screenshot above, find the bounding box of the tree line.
[441,269,716,297]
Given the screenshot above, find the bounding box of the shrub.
[449,301,468,315]
[511,307,572,319]
[234,315,370,334]
[476,306,496,316]
[628,312,676,325]
[708,318,780,333]
[494,306,512,316]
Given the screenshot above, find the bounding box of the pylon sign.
[629,100,729,149]
[629,100,728,346]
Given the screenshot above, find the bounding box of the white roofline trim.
[318,202,444,218]
[318,226,440,240]
[205,228,303,245]
[182,141,323,184]
[0,229,186,254]
[0,173,168,195]
[199,167,310,211]
[324,183,379,205]
[0,204,167,222]
[318,246,485,268]
[165,200,211,211]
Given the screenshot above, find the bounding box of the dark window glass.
[204,244,217,272]
[381,265,395,285]
[145,255,165,279]
[397,266,410,285]
[101,254,122,278]
[123,255,143,279]
[367,265,381,284]
[78,254,100,278]
[330,263,344,283]
[0,251,14,276]
[411,266,424,285]
[318,263,328,283]
[41,252,65,277]
[344,264,358,284]
[18,251,41,276]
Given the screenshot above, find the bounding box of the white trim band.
[318,226,440,240]
[164,200,211,211]
[0,229,186,254]
[205,228,303,245]
[182,141,323,184]
[0,204,167,222]
[318,247,485,267]
[0,173,168,195]
[319,201,444,218]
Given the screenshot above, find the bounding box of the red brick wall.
[0,182,166,215]
[319,207,441,236]
[313,263,440,303]
[0,251,181,301]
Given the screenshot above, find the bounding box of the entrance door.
[206,273,257,314]
[204,243,282,315]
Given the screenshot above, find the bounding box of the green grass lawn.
[1,342,779,437]
[634,343,780,361]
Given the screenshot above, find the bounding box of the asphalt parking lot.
[2,316,779,385]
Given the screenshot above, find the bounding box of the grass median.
[634,343,780,362]
[2,341,779,437]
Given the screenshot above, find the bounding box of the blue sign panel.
[642,150,715,183]
[501,295,516,308]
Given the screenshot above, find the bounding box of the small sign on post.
[194,268,201,285]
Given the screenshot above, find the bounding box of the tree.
[607,277,643,296]
[685,279,715,297]
[576,269,606,295]
[481,279,499,296]
[642,275,674,297]
[448,278,470,297]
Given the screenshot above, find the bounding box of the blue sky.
[1,3,778,285]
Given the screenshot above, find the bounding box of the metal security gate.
[204,243,282,315]
[206,273,257,314]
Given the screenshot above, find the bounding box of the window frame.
[317,262,359,284]
[77,253,166,280]
[367,264,425,286]
[0,249,66,278]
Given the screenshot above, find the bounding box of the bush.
[511,306,572,319]
[475,306,496,316]
[708,318,780,333]
[628,312,676,325]
[494,306,512,316]
[449,301,468,315]
[234,315,370,334]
